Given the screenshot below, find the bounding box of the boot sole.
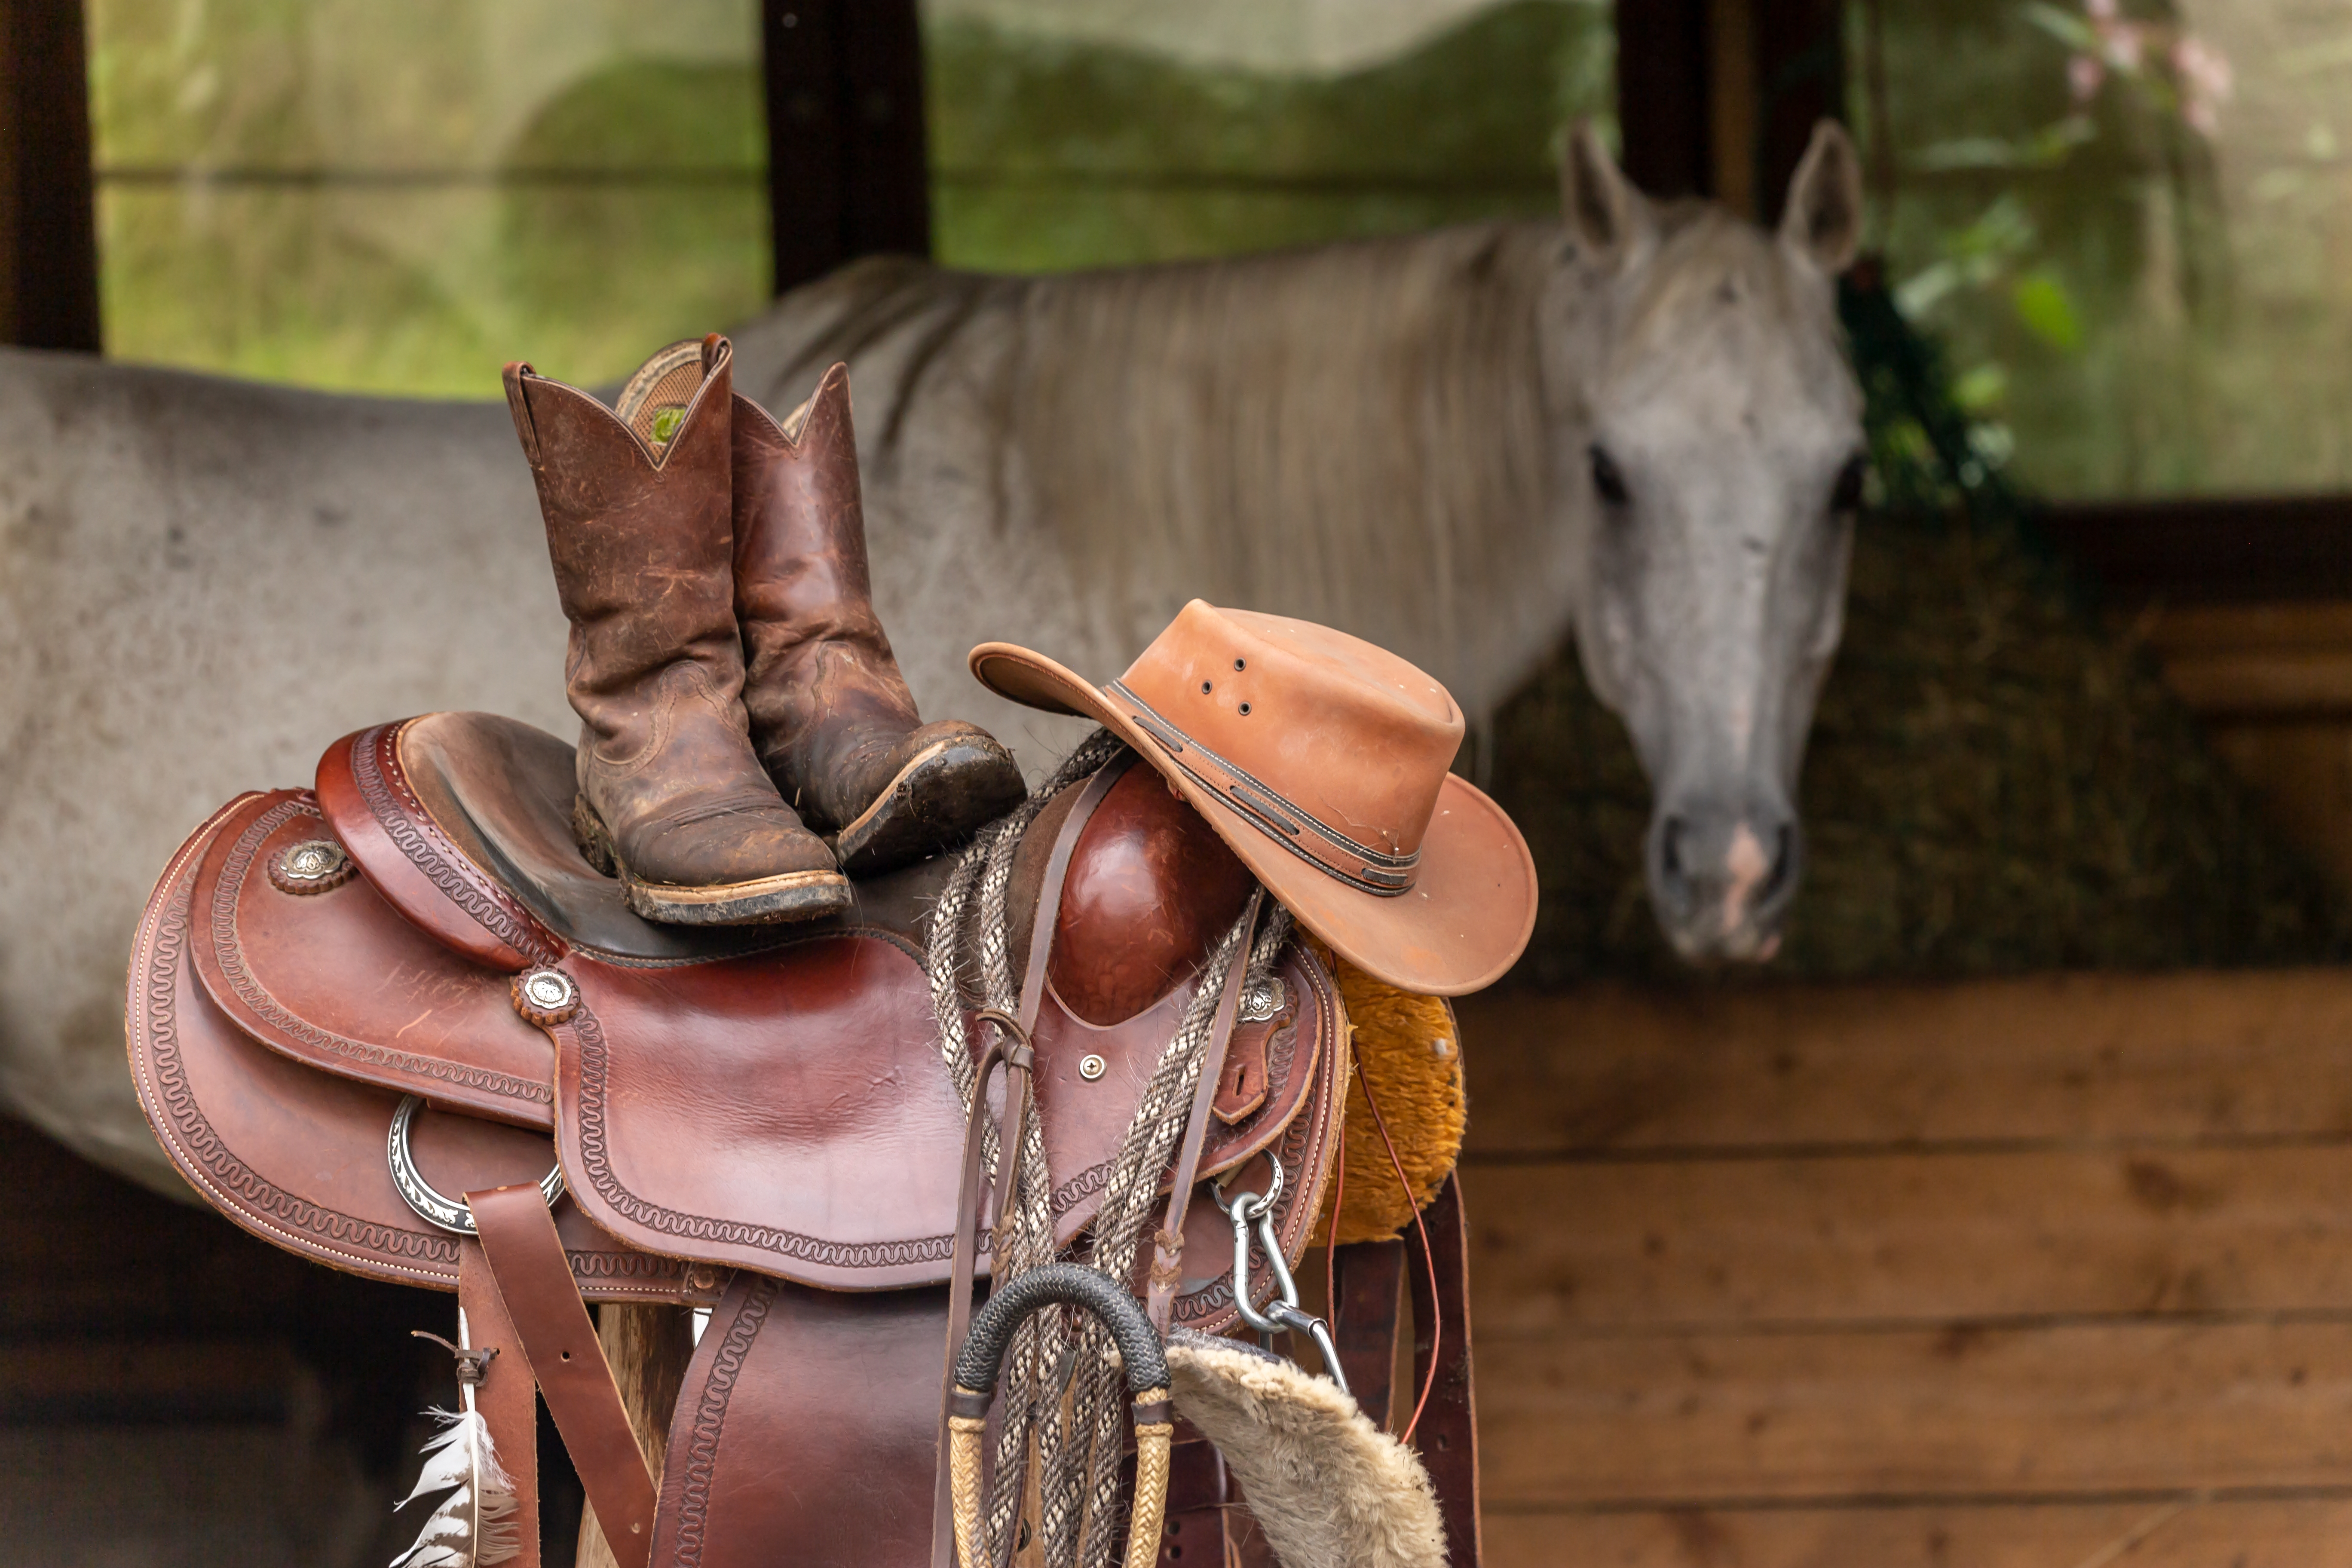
[828,733,1029,876]
[573,795,851,926]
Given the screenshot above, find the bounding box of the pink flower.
[2085,0,2118,19]
[2069,52,2106,103]
[2173,34,2233,135]
[2173,35,2234,101]
[2101,18,2144,71]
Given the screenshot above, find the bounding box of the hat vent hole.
[1200,681,1212,694]
[1233,658,1246,670]
[1239,703,1251,715]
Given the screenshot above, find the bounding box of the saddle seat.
[159,712,1342,1313]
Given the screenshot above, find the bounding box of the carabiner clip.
[1214,1159,1350,1399]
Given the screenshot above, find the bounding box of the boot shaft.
[732,365,923,814]
[506,336,742,706]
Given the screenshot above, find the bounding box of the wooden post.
[1614,0,1713,200]
[576,1304,696,1568]
[760,0,930,295]
[0,0,100,349]
[1614,0,1844,216]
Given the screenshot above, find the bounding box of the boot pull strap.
[502,363,542,466]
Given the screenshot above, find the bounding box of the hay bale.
[1489,515,2352,983]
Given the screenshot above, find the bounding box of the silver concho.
[387,1095,564,1235]
[1078,1053,1108,1081]
[510,967,580,1026]
[268,838,354,895]
[1237,976,1286,1024]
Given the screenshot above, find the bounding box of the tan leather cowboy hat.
[971,601,1537,995]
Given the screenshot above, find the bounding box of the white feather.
[392,1407,521,1568]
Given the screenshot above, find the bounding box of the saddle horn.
[945,1264,1172,1568]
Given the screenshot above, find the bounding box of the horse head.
[1539,122,1865,963]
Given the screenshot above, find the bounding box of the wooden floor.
[1458,971,2352,1568]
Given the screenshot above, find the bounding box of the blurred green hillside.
[86,0,1608,395]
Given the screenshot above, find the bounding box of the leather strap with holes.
[1145,888,1265,1335]
[469,1183,657,1568]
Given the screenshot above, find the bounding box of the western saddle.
[128,710,1479,1568]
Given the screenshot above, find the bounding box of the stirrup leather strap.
[469,1182,660,1568]
[1145,886,1265,1335]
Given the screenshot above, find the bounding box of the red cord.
[1323,1121,1345,1379]
[1356,1068,1441,1446]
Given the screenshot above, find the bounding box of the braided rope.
[926,730,1121,1562]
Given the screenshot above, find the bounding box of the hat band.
[1106,682,1419,898]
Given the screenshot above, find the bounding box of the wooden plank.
[1465,1145,2352,1333]
[1455,971,2352,1155]
[2040,497,2352,605]
[1478,1320,2352,1504]
[1487,1499,2352,1568]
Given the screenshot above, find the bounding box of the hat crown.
[1113,602,1462,868]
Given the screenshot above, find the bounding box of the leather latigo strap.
[1407,1174,1481,1568]
[933,754,1133,1568]
[470,1183,659,1568]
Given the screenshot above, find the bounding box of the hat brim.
[971,642,1538,997]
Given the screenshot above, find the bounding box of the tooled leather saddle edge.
[186,789,559,1129]
[316,718,567,972]
[132,796,720,1305]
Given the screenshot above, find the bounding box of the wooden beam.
[0,0,98,350]
[1455,971,2352,1158]
[760,0,930,295]
[2040,496,2352,605]
[1488,1500,2352,1568]
[1614,0,1712,199]
[1614,0,1844,215]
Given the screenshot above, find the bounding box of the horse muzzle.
[1645,802,1801,963]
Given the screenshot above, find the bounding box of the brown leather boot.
[733,363,1026,873]
[504,335,850,925]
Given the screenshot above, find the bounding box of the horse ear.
[1560,121,1651,270]
[1779,120,1863,275]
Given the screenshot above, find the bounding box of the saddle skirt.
[131,712,1346,1325]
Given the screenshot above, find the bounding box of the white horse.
[0,125,1863,1194]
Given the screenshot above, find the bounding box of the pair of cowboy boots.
[503,334,1025,925]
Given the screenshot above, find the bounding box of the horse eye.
[1830,455,1868,514]
[1589,445,1630,508]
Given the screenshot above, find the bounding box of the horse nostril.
[1759,823,1795,903]
[1660,815,1688,881]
